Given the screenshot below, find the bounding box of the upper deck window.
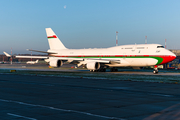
[125,47,132,49]
[157,46,164,48]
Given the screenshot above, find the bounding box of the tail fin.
[45,28,67,50]
[35,60,39,63]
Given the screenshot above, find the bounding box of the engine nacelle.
[86,62,100,70]
[49,59,63,67]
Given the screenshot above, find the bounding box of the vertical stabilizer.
[45,28,67,50]
[35,60,39,63]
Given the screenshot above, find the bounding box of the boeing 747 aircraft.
[4,28,176,74]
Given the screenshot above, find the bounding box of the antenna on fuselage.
[116,31,118,46]
[165,39,167,48]
[31,48,32,61]
[11,47,12,65]
[145,36,147,44]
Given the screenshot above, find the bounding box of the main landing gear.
[153,65,158,74]
[90,68,106,72]
[90,67,118,72]
[110,67,118,72]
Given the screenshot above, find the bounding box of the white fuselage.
[48,44,176,67]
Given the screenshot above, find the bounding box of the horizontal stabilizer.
[27,49,57,54]
[15,56,48,59]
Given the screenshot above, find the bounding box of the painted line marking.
[7,113,37,120]
[151,94,173,97]
[1,99,125,120]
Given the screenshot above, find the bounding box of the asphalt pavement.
[0,73,180,120]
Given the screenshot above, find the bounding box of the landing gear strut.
[153,65,158,74]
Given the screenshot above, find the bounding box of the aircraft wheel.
[153,70,158,74]
[111,68,118,72]
[101,68,106,72]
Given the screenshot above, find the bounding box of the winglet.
[3,52,11,57]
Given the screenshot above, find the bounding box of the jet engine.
[49,59,63,67]
[86,62,100,70]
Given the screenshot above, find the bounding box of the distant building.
[0,54,46,62]
[169,49,180,56]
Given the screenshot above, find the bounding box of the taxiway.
[0,72,180,119]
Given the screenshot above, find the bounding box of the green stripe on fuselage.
[150,57,163,65]
[55,56,164,65]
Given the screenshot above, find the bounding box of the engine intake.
[49,59,63,67]
[86,62,100,70]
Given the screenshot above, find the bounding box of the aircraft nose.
[159,51,176,65]
[171,51,176,59]
[168,51,176,62]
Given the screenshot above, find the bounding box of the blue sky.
[1,0,180,54]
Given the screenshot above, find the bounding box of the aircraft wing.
[4,50,120,64]
[52,57,119,64]
[15,56,48,59]
[3,51,48,59]
[61,57,119,63]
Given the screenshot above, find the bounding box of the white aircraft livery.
[26,60,38,64]
[4,28,176,74]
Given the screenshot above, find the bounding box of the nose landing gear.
[153,65,158,74]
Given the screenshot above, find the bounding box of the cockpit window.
[157,46,164,48]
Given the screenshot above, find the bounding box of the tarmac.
[0,63,180,119]
[0,63,180,76]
